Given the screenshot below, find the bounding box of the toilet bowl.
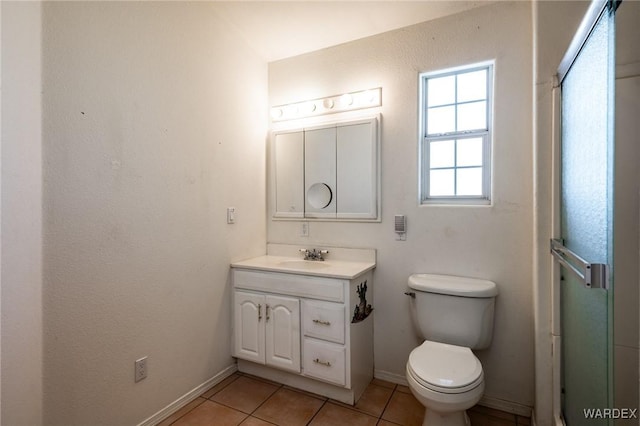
[406,340,484,426]
[405,274,498,426]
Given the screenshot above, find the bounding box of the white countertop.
[231,255,375,279]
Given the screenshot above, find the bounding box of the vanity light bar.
[271,88,382,122]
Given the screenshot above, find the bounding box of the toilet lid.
[408,341,483,393]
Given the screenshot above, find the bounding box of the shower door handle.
[550,239,608,290]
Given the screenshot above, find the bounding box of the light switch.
[227,207,236,224]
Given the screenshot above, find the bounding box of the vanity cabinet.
[272,116,379,221]
[231,268,374,404]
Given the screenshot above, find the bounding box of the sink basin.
[277,260,331,270]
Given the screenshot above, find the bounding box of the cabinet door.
[304,127,337,218]
[274,131,304,218]
[337,120,377,219]
[265,295,301,373]
[234,291,265,364]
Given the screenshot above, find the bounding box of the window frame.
[419,61,494,205]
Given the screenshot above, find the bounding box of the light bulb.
[341,93,354,106]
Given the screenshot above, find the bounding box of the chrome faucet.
[299,248,329,261]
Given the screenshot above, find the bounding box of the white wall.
[41,3,267,425]
[532,3,590,423]
[269,2,534,409]
[1,2,44,425]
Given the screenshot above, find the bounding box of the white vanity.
[230,244,375,404]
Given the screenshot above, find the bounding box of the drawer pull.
[258,304,262,322]
[313,358,331,367]
[266,304,270,322]
[312,319,331,326]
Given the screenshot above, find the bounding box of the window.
[419,62,493,204]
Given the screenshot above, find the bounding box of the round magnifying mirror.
[307,183,333,209]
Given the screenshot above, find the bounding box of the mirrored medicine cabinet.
[270,116,380,221]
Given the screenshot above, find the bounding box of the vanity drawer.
[303,338,346,386]
[302,300,345,344]
[233,270,345,302]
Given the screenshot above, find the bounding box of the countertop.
[230,255,375,279]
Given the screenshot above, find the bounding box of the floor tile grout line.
[377,385,399,423]
[248,383,284,416]
[165,397,207,426]
[305,398,328,425]
[166,373,249,426]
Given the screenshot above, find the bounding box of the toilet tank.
[408,274,498,350]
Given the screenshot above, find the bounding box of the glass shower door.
[558,4,614,425]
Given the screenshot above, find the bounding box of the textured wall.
[269,2,534,408]
[41,3,267,424]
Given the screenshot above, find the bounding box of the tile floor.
[157,372,531,426]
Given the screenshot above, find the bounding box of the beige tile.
[172,400,248,426]
[212,376,280,414]
[254,387,324,426]
[240,417,276,426]
[202,373,242,399]
[156,397,207,426]
[381,391,424,426]
[371,378,397,389]
[310,402,378,426]
[352,383,394,417]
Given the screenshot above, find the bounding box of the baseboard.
[137,363,238,426]
[374,369,408,386]
[479,395,532,418]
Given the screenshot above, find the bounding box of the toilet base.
[422,408,470,426]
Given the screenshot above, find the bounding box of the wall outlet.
[300,222,309,237]
[135,357,148,382]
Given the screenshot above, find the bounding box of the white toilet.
[405,273,498,426]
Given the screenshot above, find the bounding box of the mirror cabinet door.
[274,131,304,218]
[336,122,377,219]
[304,127,337,217]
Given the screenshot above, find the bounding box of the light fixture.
[271,87,381,122]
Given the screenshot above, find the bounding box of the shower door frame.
[550,0,616,424]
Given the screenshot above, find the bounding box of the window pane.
[457,69,487,103]
[430,169,455,196]
[457,101,486,131]
[428,75,455,107]
[456,167,483,196]
[430,140,455,168]
[456,138,483,167]
[428,105,455,134]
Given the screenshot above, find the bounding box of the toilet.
[405,273,498,426]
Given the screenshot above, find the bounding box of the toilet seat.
[408,340,483,394]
